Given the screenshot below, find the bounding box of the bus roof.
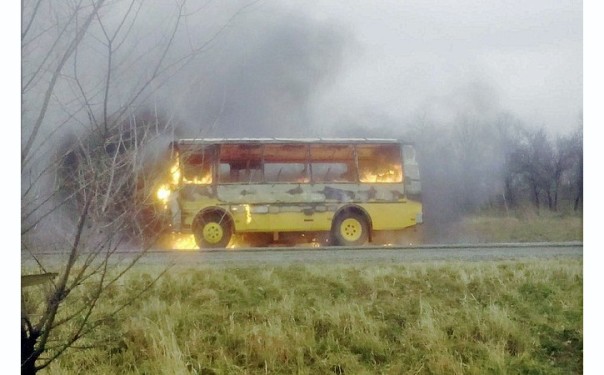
[174,138,412,145]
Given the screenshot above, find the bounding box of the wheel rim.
[202,222,224,244]
[340,218,363,242]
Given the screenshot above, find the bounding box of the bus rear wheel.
[332,212,369,246]
[193,212,232,249]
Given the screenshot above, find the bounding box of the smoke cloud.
[156,5,350,138]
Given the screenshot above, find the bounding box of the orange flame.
[170,234,198,250]
[359,164,402,183]
[170,159,181,185]
[183,174,212,184]
[160,233,247,250]
[156,184,171,205]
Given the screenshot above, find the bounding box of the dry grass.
[38,259,582,374]
[458,209,582,243]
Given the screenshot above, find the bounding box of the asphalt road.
[22,242,582,269]
[116,242,583,267]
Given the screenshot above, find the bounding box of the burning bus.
[155,138,422,249]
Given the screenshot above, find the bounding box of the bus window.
[218,144,263,184]
[263,144,309,183]
[310,145,356,183]
[218,160,263,184]
[311,163,351,182]
[357,144,403,183]
[264,163,309,183]
[180,148,213,184]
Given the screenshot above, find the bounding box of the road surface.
[24,242,580,268]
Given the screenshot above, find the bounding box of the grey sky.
[17,0,583,142]
[289,0,583,135]
[146,0,583,138]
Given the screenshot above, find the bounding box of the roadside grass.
[36,259,583,374]
[457,208,582,243]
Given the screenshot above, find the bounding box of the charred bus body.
[155,138,422,249]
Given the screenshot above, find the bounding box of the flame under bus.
[156,138,422,249]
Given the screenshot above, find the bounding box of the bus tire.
[332,211,369,246]
[193,211,232,249]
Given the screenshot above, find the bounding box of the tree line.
[409,113,583,226]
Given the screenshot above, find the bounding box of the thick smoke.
[21,1,351,247]
[157,7,350,138]
[329,81,513,243]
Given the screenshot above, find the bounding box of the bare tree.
[550,133,578,211]
[493,113,527,211]
[567,120,583,211]
[21,140,162,374]
[21,0,254,372]
[507,127,550,210]
[498,118,583,213]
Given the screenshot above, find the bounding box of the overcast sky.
[15,0,586,145]
[282,0,583,135]
[137,0,582,138]
[15,0,584,142]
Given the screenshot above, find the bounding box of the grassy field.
[35,259,582,374]
[449,209,583,243]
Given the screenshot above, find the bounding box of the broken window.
[263,144,309,183]
[357,144,403,183]
[310,145,356,183]
[180,147,214,184]
[218,144,263,184]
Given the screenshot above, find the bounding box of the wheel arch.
[332,204,373,241]
[192,206,234,232]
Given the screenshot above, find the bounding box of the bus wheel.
[193,212,232,249]
[332,212,369,246]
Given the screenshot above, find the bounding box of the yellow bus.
[156,138,422,249]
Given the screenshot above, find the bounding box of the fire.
[160,233,247,250]
[360,165,403,183]
[156,184,171,205]
[170,234,198,250]
[244,204,252,224]
[155,158,181,206]
[156,156,213,206]
[170,159,181,185]
[172,154,212,184]
[183,174,212,184]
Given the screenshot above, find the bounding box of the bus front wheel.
[193,212,232,249]
[332,212,369,246]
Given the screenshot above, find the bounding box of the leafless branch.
[23,0,107,162]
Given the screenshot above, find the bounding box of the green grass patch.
[39,260,582,374]
[458,209,582,243]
